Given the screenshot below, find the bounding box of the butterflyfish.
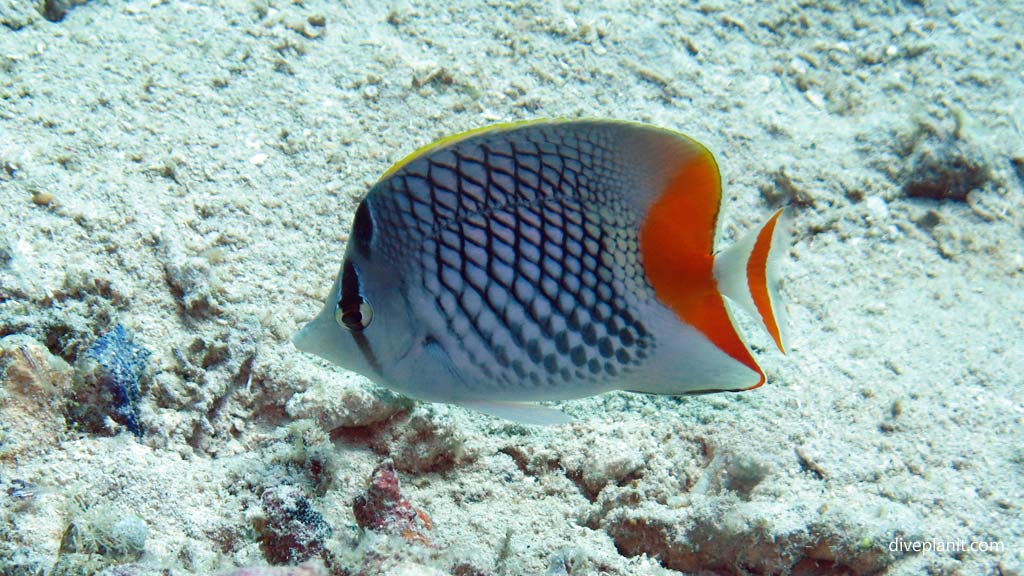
[293,120,789,424]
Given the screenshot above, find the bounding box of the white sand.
[1,1,1022,574]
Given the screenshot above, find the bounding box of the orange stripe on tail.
[747,209,786,354]
[638,149,764,387]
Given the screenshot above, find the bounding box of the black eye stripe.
[339,260,364,328]
[351,329,381,375]
[337,259,381,374]
[341,308,362,325]
[353,200,373,255]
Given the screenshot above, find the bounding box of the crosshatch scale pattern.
[368,124,658,393]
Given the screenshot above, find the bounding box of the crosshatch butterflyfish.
[293,119,790,424]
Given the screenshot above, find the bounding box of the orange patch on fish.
[638,148,764,384]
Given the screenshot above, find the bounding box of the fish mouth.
[292,313,332,359]
[294,309,389,381]
[291,325,313,353]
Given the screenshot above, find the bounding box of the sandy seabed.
[1,1,1022,575]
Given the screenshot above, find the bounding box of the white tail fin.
[713,208,789,353]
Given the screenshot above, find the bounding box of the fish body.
[294,120,788,423]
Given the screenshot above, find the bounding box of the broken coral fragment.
[352,459,432,544]
[76,324,151,438]
[257,485,333,565]
[0,335,74,459]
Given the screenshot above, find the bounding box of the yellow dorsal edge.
[378,117,709,190]
[378,118,566,181]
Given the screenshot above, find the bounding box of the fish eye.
[337,298,373,331]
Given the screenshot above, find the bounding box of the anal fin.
[459,401,573,426]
